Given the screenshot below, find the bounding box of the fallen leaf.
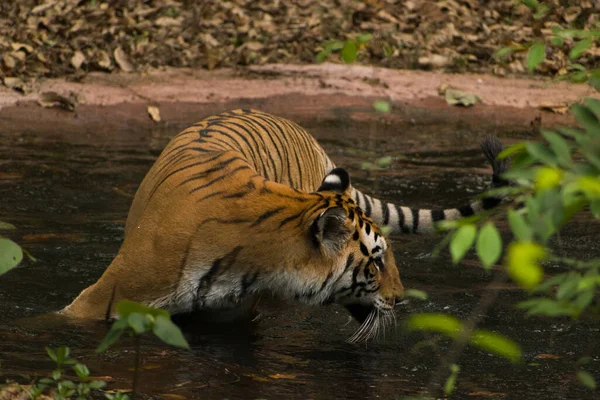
[114,47,134,72]
[21,233,84,242]
[268,373,297,379]
[539,102,569,114]
[244,373,270,382]
[38,91,76,111]
[534,353,561,359]
[159,394,186,400]
[71,50,86,69]
[11,42,33,53]
[97,50,113,70]
[443,87,481,107]
[3,53,16,69]
[148,105,161,122]
[3,77,25,91]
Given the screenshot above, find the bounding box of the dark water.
[1,109,599,399]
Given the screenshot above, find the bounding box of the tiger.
[61,109,506,342]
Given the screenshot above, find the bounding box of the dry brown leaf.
[268,373,297,379]
[148,105,161,122]
[114,46,134,72]
[11,42,33,53]
[38,91,76,111]
[3,77,25,91]
[534,353,561,359]
[539,101,570,114]
[71,50,86,69]
[3,54,16,69]
[97,50,113,70]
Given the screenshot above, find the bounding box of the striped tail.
[351,137,508,235]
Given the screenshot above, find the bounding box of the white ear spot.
[324,175,342,185]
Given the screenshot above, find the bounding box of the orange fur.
[62,110,404,329]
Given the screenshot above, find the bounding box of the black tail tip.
[318,167,351,194]
[480,136,509,186]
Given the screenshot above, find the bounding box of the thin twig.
[131,335,141,400]
[425,271,508,397]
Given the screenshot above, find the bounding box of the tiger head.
[310,168,404,342]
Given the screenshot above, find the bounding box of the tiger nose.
[393,286,405,305]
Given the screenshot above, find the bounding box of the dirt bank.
[1,64,599,140]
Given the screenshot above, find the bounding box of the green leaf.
[476,223,502,269]
[89,380,107,390]
[589,76,600,91]
[526,142,557,166]
[506,242,546,290]
[127,313,150,335]
[517,298,576,317]
[521,0,538,9]
[55,346,70,365]
[541,130,571,166]
[46,347,58,362]
[584,98,600,120]
[533,4,549,19]
[0,237,23,275]
[316,50,331,63]
[73,363,90,379]
[405,289,428,301]
[535,167,563,192]
[373,100,391,113]
[341,40,358,63]
[527,42,545,73]
[116,300,169,319]
[405,313,463,339]
[470,330,522,363]
[493,46,516,60]
[578,370,597,390]
[591,199,600,217]
[550,36,564,47]
[570,71,588,83]
[96,319,128,353]
[0,221,16,230]
[572,103,600,132]
[497,142,526,160]
[152,315,190,349]
[569,39,592,59]
[375,156,392,168]
[52,369,61,380]
[444,364,460,396]
[450,224,477,264]
[356,34,372,44]
[508,209,532,241]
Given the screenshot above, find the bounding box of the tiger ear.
[318,168,351,195]
[311,207,350,253]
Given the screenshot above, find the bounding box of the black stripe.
[396,205,409,234]
[411,208,420,233]
[195,246,243,307]
[320,271,334,290]
[240,271,259,299]
[382,203,390,225]
[279,210,305,228]
[359,242,369,256]
[482,197,501,209]
[431,209,445,222]
[251,207,286,227]
[363,193,372,217]
[189,165,250,194]
[365,223,371,235]
[459,204,475,216]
